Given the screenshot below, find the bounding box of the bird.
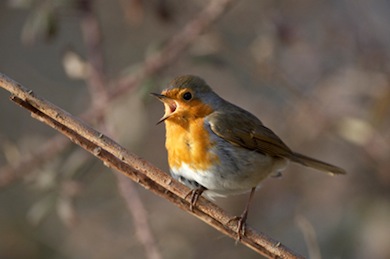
[152,75,346,240]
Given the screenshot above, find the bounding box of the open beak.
[151,93,177,124]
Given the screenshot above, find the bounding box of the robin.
[152,75,345,239]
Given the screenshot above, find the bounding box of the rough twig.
[0,73,304,259]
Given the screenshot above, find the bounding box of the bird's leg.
[185,186,206,211]
[228,187,256,241]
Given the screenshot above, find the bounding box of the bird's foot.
[228,210,248,242]
[184,186,205,212]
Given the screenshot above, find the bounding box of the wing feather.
[207,109,346,175]
[207,110,292,157]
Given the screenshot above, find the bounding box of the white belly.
[170,138,288,197]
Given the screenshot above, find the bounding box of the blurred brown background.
[1,0,390,258]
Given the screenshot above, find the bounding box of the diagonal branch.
[80,0,109,109]
[0,73,304,259]
[111,0,235,99]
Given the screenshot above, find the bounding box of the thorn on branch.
[93,147,102,156]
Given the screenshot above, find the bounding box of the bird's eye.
[182,92,192,101]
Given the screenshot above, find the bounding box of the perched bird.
[152,75,345,239]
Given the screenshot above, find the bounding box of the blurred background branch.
[0,0,235,187]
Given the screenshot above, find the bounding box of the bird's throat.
[165,118,219,171]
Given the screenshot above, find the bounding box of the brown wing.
[207,110,293,157]
[207,109,346,175]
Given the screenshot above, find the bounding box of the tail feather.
[290,152,346,175]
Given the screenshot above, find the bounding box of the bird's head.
[152,75,219,125]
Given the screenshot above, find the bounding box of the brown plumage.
[153,75,345,239]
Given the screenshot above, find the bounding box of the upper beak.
[150,92,165,100]
[151,92,177,124]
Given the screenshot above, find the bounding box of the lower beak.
[151,93,177,124]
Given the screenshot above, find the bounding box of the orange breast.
[165,117,220,171]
